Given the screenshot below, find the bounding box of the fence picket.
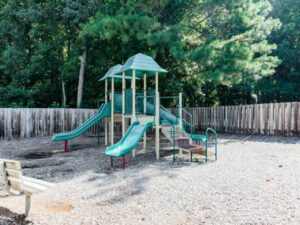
[1,102,299,139]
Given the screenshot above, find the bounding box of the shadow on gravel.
[85,147,202,205]
[23,152,53,159]
[0,207,32,225]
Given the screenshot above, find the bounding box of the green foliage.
[50,102,60,108]
[256,0,300,103]
[9,102,24,108]
[0,0,297,107]
[178,0,281,105]
[27,100,36,108]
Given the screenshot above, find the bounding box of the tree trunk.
[77,48,87,108]
[62,79,67,108]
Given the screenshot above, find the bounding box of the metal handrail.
[176,105,195,135]
[160,96,179,99]
[160,104,178,125]
[136,95,155,98]
[97,99,105,108]
[160,96,179,109]
[205,128,218,162]
[160,111,176,162]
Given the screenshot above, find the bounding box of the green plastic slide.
[105,121,153,157]
[145,101,177,125]
[52,103,111,142]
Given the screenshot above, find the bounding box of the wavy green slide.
[145,101,177,125]
[52,103,111,142]
[105,121,153,157]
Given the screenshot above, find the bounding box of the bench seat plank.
[7,177,22,191]
[5,169,22,179]
[3,160,21,170]
[23,180,50,193]
[23,176,54,189]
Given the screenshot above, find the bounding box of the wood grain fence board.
[1,102,299,139]
[295,102,299,135]
[269,103,273,135]
[235,106,239,133]
[275,103,279,135]
[254,104,258,134]
[258,104,262,134]
[264,104,268,135]
[250,105,254,133]
[286,103,291,136]
[280,103,285,135]
[292,102,297,135]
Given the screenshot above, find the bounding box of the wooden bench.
[0,159,54,217]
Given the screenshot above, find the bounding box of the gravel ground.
[0,134,299,225]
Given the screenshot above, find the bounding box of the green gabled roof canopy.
[99,64,139,82]
[118,53,167,77]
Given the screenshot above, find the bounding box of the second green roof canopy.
[99,64,139,82]
[118,53,167,77]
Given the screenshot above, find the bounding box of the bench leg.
[25,194,31,217]
[179,149,183,157]
[189,152,192,162]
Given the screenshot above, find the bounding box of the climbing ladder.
[160,105,218,162]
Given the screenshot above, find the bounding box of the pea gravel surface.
[0,134,299,225]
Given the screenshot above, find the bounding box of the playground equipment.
[105,121,153,169]
[52,53,218,167]
[52,103,111,152]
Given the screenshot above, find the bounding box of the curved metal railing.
[205,128,218,162]
[176,105,195,135]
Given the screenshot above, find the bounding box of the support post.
[105,79,108,146]
[132,70,136,121]
[122,72,126,136]
[143,73,147,150]
[132,70,136,158]
[110,157,113,168]
[64,140,69,152]
[25,194,31,217]
[178,92,184,153]
[155,72,160,160]
[111,77,114,145]
[179,92,183,130]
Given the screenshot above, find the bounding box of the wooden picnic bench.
[0,159,54,217]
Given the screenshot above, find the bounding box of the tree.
[257,0,300,103]
[180,0,281,106]
[0,0,285,108]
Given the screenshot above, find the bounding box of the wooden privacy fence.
[0,108,101,139]
[184,102,300,136]
[0,102,299,139]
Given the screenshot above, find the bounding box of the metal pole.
[132,69,136,158]
[111,77,114,145]
[143,73,147,150]
[122,72,126,136]
[105,79,108,146]
[155,72,160,160]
